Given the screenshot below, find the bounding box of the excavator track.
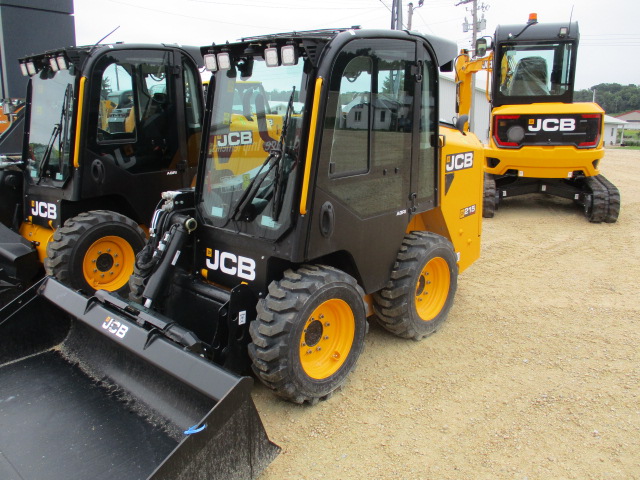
[583,175,620,223]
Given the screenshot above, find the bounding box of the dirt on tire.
[253,148,640,480]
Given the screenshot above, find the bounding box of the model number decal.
[102,316,128,339]
[30,200,57,220]
[460,204,476,218]
[445,151,474,172]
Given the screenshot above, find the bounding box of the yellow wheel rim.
[299,299,355,380]
[82,235,135,291]
[415,257,450,322]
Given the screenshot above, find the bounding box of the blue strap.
[184,423,207,435]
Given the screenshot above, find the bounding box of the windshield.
[27,69,75,183]
[201,57,307,240]
[498,42,573,98]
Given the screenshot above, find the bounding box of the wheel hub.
[304,319,323,347]
[95,252,114,272]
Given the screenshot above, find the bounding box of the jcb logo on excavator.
[102,316,128,339]
[528,118,576,132]
[205,248,256,281]
[217,131,253,147]
[445,152,474,172]
[30,200,57,220]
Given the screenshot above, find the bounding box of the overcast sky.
[73,0,639,91]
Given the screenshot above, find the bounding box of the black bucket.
[0,278,279,480]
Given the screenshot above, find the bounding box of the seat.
[508,56,549,96]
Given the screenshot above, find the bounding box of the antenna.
[93,26,120,47]
[567,5,574,35]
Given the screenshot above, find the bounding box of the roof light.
[19,63,29,77]
[204,53,218,71]
[26,61,36,76]
[528,13,538,24]
[281,45,298,66]
[558,26,569,37]
[49,57,59,72]
[264,46,279,67]
[56,55,68,70]
[217,52,231,70]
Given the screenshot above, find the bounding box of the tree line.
[574,83,640,115]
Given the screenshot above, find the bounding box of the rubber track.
[483,173,497,218]
[596,175,621,223]
[584,175,620,223]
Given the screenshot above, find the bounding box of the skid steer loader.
[0,27,482,479]
[456,14,620,222]
[0,43,204,304]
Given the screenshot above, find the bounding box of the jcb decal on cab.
[205,247,256,281]
[217,131,253,148]
[445,151,474,172]
[30,200,57,220]
[528,118,576,132]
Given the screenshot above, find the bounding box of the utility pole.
[458,0,489,56]
[391,0,403,30]
[406,0,424,30]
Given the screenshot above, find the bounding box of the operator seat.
[508,56,549,96]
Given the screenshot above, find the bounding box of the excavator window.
[499,42,573,98]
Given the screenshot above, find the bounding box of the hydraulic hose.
[142,214,197,308]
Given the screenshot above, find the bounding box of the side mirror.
[475,38,488,58]
[455,115,469,134]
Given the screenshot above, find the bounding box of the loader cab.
[492,20,579,108]
[198,29,450,294]
[19,44,203,229]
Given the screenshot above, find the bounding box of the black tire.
[483,172,497,218]
[248,264,367,405]
[373,231,458,340]
[45,210,146,295]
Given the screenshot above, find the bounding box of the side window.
[320,39,415,218]
[417,55,436,206]
[93,51,178,173]
[98,63,135,139]
[183,61,202,128]
[329,56,371,177]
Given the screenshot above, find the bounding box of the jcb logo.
[528,118,576,132]
[217,131,253,147]
[31,200,57,220]
[102,316,128,339]
[205,248,256,281]
[445,151,474,172]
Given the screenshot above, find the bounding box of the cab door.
[80,48,196,223]
[307,37,436,293]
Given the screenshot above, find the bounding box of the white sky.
[73,0,639,90]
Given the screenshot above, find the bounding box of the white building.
[439,74,491,142]
[603,115,628,146]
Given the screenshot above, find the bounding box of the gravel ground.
[252,148,640,480]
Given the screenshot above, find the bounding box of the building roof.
[604,115,628,125]
[614,110,640,121]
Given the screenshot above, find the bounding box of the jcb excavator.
[1,28,483,479]
[456,14,620,222]
[0,43,203,304]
